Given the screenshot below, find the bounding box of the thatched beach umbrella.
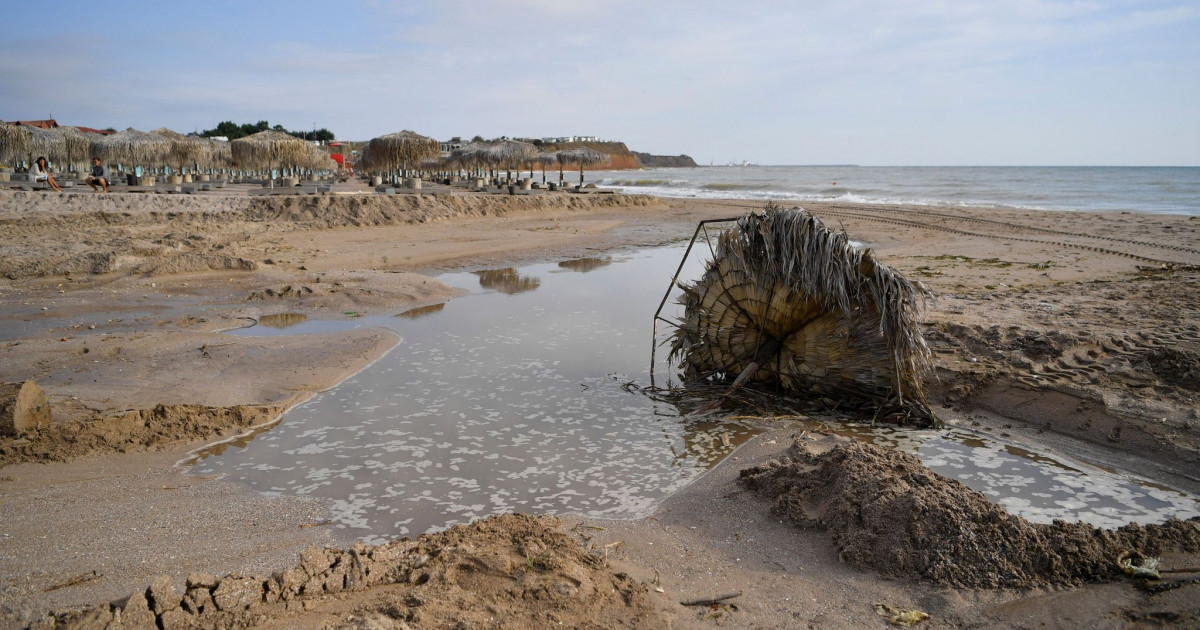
[450,141,495,177]
[0,121,32,166]
[362,130,439,175]
[300,143,336,172]
[491,140,537,180]
[25,125,68,164]
[229,129,311,174]
[665,205,935,423]
[90,127,171,171]
[535,151,557,184]
[57,126,101,170]
[151,127,215,173]
[556,147,609,186]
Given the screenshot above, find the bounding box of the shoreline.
[1,190,1198,627]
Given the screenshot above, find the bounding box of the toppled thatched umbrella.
[556,147,609,186]
[230,129,310,174]
[362,130,439,176]
[90,127,171,171]
[661,205,935,423]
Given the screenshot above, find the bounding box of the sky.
[2,1,1198,166]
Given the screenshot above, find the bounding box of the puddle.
[829,423,1199,529]
[198,247,758,544]
[199,244,1200,543]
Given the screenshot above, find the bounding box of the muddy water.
[195,245,1199,543]
[196,247,764,544]
[831,424,1199,529]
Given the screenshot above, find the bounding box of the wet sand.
[1,189,1198,628]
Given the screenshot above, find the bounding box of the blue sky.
[3,1,1197,165]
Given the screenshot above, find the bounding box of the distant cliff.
[632,152,697,168]
[542,141,695,170]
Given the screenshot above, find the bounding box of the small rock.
[0,381,51,436]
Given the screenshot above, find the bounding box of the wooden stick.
[680,591,742,606]
[44,571,102,592]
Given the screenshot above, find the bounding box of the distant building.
[541,135,599,144]
[13,119,58,129]
[439,138,464,152]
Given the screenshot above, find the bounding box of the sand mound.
[1139,347,1200,391]
[0,404,280,466]
[244,192,655,228]
[0,190,654,280]
[739,433,1200,589]
[41,514,663,630]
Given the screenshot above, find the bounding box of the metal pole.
[649,217,741,385]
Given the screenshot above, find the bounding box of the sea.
[586,166,1200,216]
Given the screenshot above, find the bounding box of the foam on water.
[197,245,1200,543]
[593,166,1200,215]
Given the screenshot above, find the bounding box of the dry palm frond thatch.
[25,125,68,163]
[556,147,609,185]
[151,127,215,171]
[57,126,101,168]
[0,121,32,165]
[362,130,439,173]
[449,142,495,172]
[667,205,935,423]
[90,127,171,169]
[230,129,310,171]
[491,140,537,172]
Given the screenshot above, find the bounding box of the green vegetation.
[199,120,335,142]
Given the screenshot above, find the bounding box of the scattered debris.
[873,602,929,626]
[680,591,742,607]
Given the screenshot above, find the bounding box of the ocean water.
[590,166,1200,215]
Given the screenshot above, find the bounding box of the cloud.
[2,1,1197,164]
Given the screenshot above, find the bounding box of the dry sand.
[1,188,1198,628]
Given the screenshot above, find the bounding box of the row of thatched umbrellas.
[0,123,334,175]
[2,122,610,184]
[358,131,610,185]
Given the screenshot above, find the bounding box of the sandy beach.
[1,187,1198,629]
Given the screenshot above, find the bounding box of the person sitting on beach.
[30,157,64,192]
[86,157,109,193]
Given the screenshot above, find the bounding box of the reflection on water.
[474,268,541,294]
[396,303,446,319]
[557,257,612,273]
[828,423,1199,529]
[258,313,308,328]
[196,248,741,544]
[199,246,1200,543]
